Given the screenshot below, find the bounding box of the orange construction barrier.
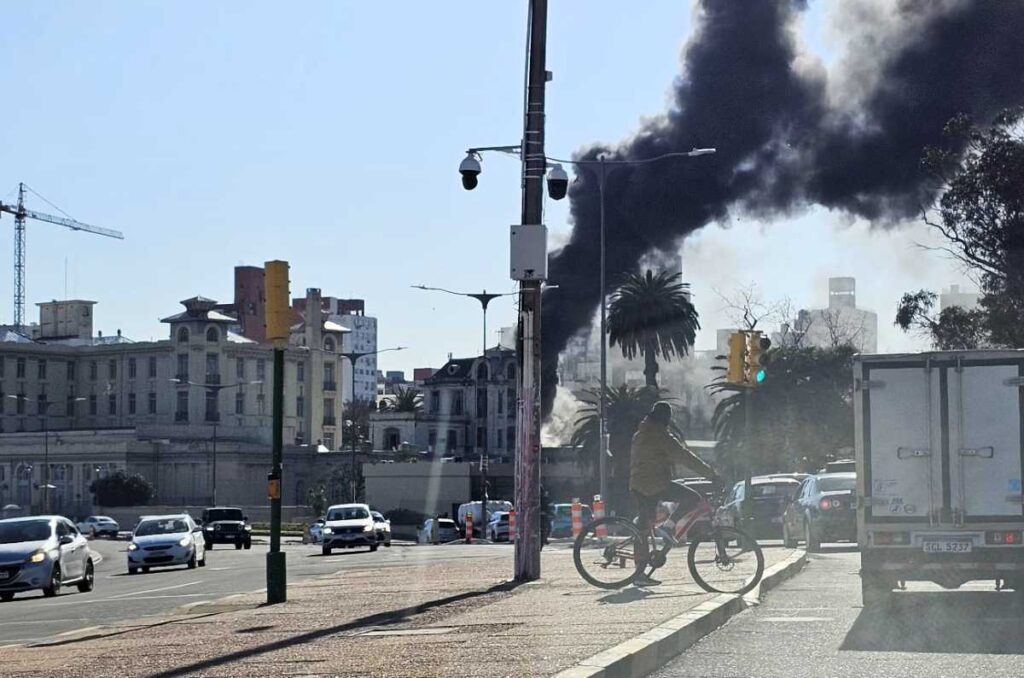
[509,510,516,543]
[593,495,607,538]
[465,511,474,543]
[571,498,583,538]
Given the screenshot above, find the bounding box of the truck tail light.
[985,530,1022,545]
[872,531,910,546]
[819,498,832,511]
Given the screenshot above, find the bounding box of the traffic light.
[745,332,771,385]
[264,260,291,343]
[727,331,746,385]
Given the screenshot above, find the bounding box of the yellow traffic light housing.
[727,331,746,385]
[264,260,291,344]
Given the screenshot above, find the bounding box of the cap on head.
[650,401,672,424]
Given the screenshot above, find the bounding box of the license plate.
[924,540,972,554]
[0,571,10,580]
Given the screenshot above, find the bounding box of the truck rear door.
[862,363,942,523]
[948,360,1024,524]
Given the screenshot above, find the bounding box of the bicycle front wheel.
[573,517,646,589]
[687,526,764,595]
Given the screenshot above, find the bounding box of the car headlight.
[363,524,374,533]
[244,524,252,531]
[179,537,191,548]
[128,542,139,551]
[27,550,46,564]
[204,526,214,531]
[322,527,332,534]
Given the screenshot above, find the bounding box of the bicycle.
[572,493,764,594]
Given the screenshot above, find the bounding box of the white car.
[76,516,120,539]
[371,511,392,547]
[0,516,95,601]
[308,517,325,544]
[417,518,460,544]
[127,514,206,574]
[321,504,377,555]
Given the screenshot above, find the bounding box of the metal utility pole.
[514,0,548,582]
[264,260,289,604]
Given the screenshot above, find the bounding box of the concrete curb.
[553,549,808,678]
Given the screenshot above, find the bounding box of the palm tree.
[390,386,423,413]
[607,269,700,388]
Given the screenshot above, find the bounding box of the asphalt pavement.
[0,537,507,646]
[654,546,1024,677]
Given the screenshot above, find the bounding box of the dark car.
[200,507,252,550]
[782,472,857,551]
[676,477,716,499]
[716,476,802,540]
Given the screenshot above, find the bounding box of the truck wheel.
[861,575,891,608]
[782,523,798,549]
[804,520,821,553]
[322,546,332,556]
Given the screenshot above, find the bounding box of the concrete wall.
[364,461,472,518]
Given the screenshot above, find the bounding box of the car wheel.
[804,519,821,553]
[782,521,798,549]
[188,552,198,569]
[0,592,14,602]
[142,567,150,573]
[205,540,213,551]
[42,564,61,597]
[128,567,138,575]
[244,539,252,550]
[322,546,332,556]
[235,541,243,550]
[370,544,378,552]
[77,560,95,593]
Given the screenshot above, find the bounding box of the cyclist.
[630,401,717,586]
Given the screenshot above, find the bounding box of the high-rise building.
[794,277,878,352]
[940,284,981,311]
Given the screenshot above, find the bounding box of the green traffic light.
[756,369,766,383]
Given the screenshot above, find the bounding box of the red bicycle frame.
[647,497,714,541]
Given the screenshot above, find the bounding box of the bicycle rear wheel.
[573,517,646,589]
[687,526,764,595]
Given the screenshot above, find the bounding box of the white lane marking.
[108,580,203,599]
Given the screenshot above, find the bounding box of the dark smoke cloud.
[540,0,1024,418]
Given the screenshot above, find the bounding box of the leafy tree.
[707,345,855,478]
[90,470,153,507]
[381,386,423,413]
[306,485,328,518]
[897,109,1024,348]
[608,270,700,388]
[895,290,988,350]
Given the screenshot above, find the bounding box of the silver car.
[0,516,95,601]
[128,514,206,574]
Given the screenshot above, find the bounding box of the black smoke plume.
[541,0,1024,418]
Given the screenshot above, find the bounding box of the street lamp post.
[171,379,261,506]
[338,346,406,502]
[9,395,84,513]
[412,285,516,539]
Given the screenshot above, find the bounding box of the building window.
[0,390,4,415]
[128,393,136,415]
[324,362,335,386]
[452,392,463,416]
[428,430,437,450]
[206,326,219,343]
[65,394,75,415]
[385,428,400,450]
[108,394,116,415]
[37,393,46,412]
[148,356,157,379]
[37,359,47,380]
[497,390,503,414]
[324,337,335,352]
[176,354,189,381]
[67,361,75,381]
[205,353,219,381]
[446,429,458,452]
[0,356,4,378]
[476,389,488,417]
[296,395,304,418]
[430,390,440,414]
[507,388,516,414]
[477,426,486,448]
[176,391,188,421]
[507,426,515,450]
[88,394,97,415]
[496,428,503,449]
[235,391,245,415]
[507,363,516,380]
[177,327,190,343]
[128,358,136,379]
[205,390,218,422]
[236,357,244,380]
[16,357,25,379]
[323,398,335,426]
[477,363,489,380]
[257,359,266,381]
[257,392,266,414]
[14,394,24,415]
[89,360,97,380]
[323,433,335,449]
[297,361,305,383]
[109,359,117,380]
[148,392,157,414]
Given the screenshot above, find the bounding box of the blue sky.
[0,2,970,374]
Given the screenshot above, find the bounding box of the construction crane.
[0,183,124,329]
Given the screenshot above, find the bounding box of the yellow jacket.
[629,417,709,496]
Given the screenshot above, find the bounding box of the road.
[655,546,1024,677]
[0,538,507,646]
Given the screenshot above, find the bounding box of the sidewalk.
[5,543,797,678]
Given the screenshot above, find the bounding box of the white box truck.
[854,351,1024,605]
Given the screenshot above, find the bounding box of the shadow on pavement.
[148,578,524,678]
[840,591,1024,654]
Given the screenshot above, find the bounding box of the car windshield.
[0,519,51,544]
[136,519,189,536]
[819,477,856,492]
[752,483,799,499]
[327,507,369,521]
[205,509,244,522]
